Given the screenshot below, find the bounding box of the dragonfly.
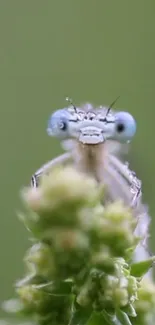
[31,99,150,264]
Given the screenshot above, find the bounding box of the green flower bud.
[76,285,92,307]
[25,243,56,278]
[21,168,104,235]
[91,247,115,273]
[134,278,155,314]
[90,201,139,257]
[16,285,51,314]
[128,276,138,301]
[25,167,101,213]
[52,229,90,277]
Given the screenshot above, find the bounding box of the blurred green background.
[0,0,155,302]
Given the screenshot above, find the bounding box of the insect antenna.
[66,97,77,113]
[106,95,120,116]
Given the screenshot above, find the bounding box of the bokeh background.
[0,0,155,303]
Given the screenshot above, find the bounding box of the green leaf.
[116,310,132,325]
[102,310,122,325]
[69,307,92,325]
[87,312,115,325]
[130,257,155,277]
[122,304,136,317]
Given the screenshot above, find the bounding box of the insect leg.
[31,152,72,188]
[102,157,151,265]
[108,155,142,208]
[102,158,134,204]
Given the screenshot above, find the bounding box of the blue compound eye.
[114,112,136,142]
[47,109,70,138]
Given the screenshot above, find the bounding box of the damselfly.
[31,99,151,263]
[31,100,141,207]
